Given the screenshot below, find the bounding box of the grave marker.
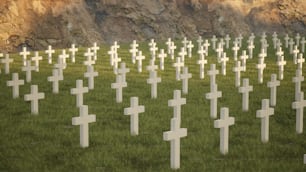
[54,57,66,78]
[69,44,78,63]
[180,67,192,94]
[292,92,306,134]
[84,48,95,66]
[240,50,248,71]
[206,84,222,119]
[292,45,300,64]
[256,57,266,84]
[173,57,184,81]
[146,70,161,99]
[256,99,274,143]
[211,35,218,50]
[1,54,13,74]
[292,69,304,100]
[224,34,231,49]
[297,53,305,70]
[24,85,45,115]
[289,38,294,54]
[47,69,63,94]
[276,55,286,80]
[187,41,194,58]
[178,47,187,62]
[233,61,244,87]
[136,51,145,73]
[247,39,255,59]
[45,45,55,64]
[169,42,177,60]
[203,39,210,56]
[267,74,280,106]
[129,40,139,64]
[84,65,98,90]
[238,78,253,111]
[197,36,203,48]
[7,73,24,98]
[219,52,229,75]
[168,90,186,125]
[20,47,31,66]
[59,49,69,66]
[284,34,289,48]
[197,52,207,79]
[182,37,188,49]
[117,62,130,83]
[207,64,219,88]
[158,49,167,70]
[300,37,305,53]
[91,42,100,61]
[22,60,36,83]
[124,97,145,136]
[166,38,172,54]
[232,40,240,61]
[146,59,158,72]
[71,80,89,107]
[111,75,127,103]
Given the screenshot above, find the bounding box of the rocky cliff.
[0,0,305,52]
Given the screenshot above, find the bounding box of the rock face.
[0,0,305,52]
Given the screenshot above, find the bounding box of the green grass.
[0,37,305,171]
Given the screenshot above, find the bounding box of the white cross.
[136,51,145,73]
[276,55,286,80]
[166,38,172,54]
[182,37,188,49]
[158,49,167,70]
[54,57,66,78]
[149,43,158,61]
[148,39,156,48]
[295,33,301,47]
[22,60,36,83]
[20,46,30,66]
[198,45,206,59]
[284,34,290,48]
[91,42,100,61]
[206,84,222,119]
[117,62,130,83]
[249,33,255,42]
[180,67,192,94]
[47,69,63,94]
[146,70,161,99]
[59,49,69,67]
[297,53,305,70]
[113,41,120,52]
[7,73,24,98]
[71,80,89,107]
[129,40,139,64]
[292,45,300,64]
[69,44,78,63]
[112,53,122,74]
[203,39,210,56]
[124,97,145,136]
[275,39,282,49]
[276,46,284,58]
[216,43,223,59]
[207,64,219,88]
[237,34,243,47]
[289,38,295,54]
[219,52,229,75]
[256,99,274,143]
[240,50,248,71]
[247,40,254,59]
[224,34,231,49]
[267,74,280,106]
[169,42,177,60]
[197,36,203,48]
[173,57,184,80]
[272,32,278,49]
[178,47,187,62]
[258,48,267,60]
[186,41,194,58]
[84,48,95,66]
[108,46,116,66]
[146,59,158,72]
[72,105,96,148]
[168,90,186,125]
[232,41,240,61]
[292,69,304,100]
[292,92,306,134]
[256,58,266,84]
[24,85,45,115]
[238,78,253,111]
[214,107,235,155]
[233,61,244,87]
[1,54,13,74]
[163,117,187,170]
[84,65,98,90]
[111,75,127,103]
[300,37,305,53]
[219,38,225,49]
[211,35,218,50]
[45,45,55,64]
[197,54,207,79]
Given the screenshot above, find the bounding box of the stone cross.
[295,33,301,47]
[1,54,13,74]
[69,44,78,63]
[247,40,255,59]
[112,53,122,74]
[117,62,130,83]
[180,67,192,94]
[20,47,30,66]
[24,85,45,115]
[284,34,289,48]
[232,40,240,61]
[7,73,24,98]
[187,41,194,58]
[276,46,284,58]
[207,64,219,88]
[173,57,184,81]
[166,38,172,54]
[111,75,127,103]
[297,53,305,70]
[203,39,210,56]
[84,48,95,66]
[163,117,187,170]
[54,57,66,78]
[59,49,69,66]
[219,52,229,76]
[206,84,222,119]
[169,42,177,60]
[91,42,100,61]
[219,38,225,49]
[182,37,188,49]
[108,46,116,66]
[267,74,280,106]
[292,69,304,100]
[240,50,248,71]
[276,56,286,80]
[256,57,266,84]
[216,43,223,59]
[214,107,235,155]
[149,41,158,61]
[237,34,243,47]
[197,53,207,79]
[272,32,278,49]
[233,61,244,87]
[168,90,186,125]
[71,80,89,107]
[47,69,63,94]
[197,45,206,59]
[211,35,218,50]
[224,34,231,49]
[146,70,161,99]
[84,65,98,90]
[292,45,300,64]
[256,99,274,143]
[178,47,187,62]
[113,41,120,52]
[300,37,305,53]
[289,38,295,54]
[292,92,306,134]
[197,36,203,48]
[129,40,139,64]
[31,51,42,72]
[146,59,158,72]
[136,51,145,73]
[275,39,282,49]
[72,105,96,148]
[45,45,55,64]
[158,49,167,70]
[22,60,36,83]
[258,48,267,60]
[238,78,253,111]
[124,97,145,136]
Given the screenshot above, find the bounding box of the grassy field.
[0,37,305,171]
